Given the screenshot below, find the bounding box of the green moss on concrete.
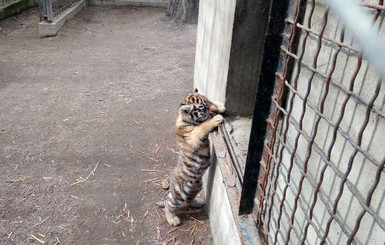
[0,0,36,21]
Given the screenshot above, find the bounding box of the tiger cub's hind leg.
[186,179,206,208]
[164,206,180,226]
[164,193,182,226]
[188,197,206,208]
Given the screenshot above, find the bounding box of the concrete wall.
[194,0,270,115]
[265,1,385,244]
[193,0,236,104]
[225,0,270,115]
[194,0,270,244]
[203,143,242,245]
[205,133,263,245]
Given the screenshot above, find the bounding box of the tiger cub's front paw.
[213,101,226,114]
[165,213,181,226]
[212,114,224,127]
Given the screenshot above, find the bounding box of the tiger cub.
[160,89,226,226]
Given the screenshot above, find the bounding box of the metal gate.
[254,0,385,244]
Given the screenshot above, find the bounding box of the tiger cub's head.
[179,89,215,125]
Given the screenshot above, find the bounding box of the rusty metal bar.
[239,0,289,216]
[362,2,385,11]
[219,124,243,193]
[255,0,385,243]
[264,1,310,243]
[280,47,385,120]
[269,97,385,228]
[320,78,383,243]
[263,119,385,235]
[276,75,383,168]
[289,25,347,243]
[285,19,359,53]
[348,156,385,243]
[284,8,335,244]
[273,1,325,244]
[319,2,384,242]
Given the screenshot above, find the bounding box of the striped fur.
[163,89,226,226]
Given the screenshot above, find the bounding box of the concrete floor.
[0,6,212,244]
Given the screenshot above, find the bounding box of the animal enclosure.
[253,0,385,244]
[39,0,77,21]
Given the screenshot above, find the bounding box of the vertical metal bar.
[320,78,382,243]
[299,27,346,245]
[283,8,330,244]
[46,0,53,22]
[265,0,312,243]
[254,0,385,243]
[238,0,288,215]
[319,2,384,242]
[348,156,385,244]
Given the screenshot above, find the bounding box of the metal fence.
[39,0,77,21]
[0,0,17,6]
[254,0,385,244]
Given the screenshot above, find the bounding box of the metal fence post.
[238,0,287,215]
[46,0,53,22]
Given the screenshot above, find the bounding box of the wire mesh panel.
[39,0,77,21]
[256,0,385,244]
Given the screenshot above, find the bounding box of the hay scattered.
[70,195,83,200]
[162,235,178,245]
[54,237,60,245]
[141,209,149,221]
[24,185,32,197]
[30,234,45,244]
[7,176,29,186]
[32,216,50,228]
[148,156,159,162]
[144,177,160,184]
[188,216,204,224]
[154,146,161,155]
[167,224,186,234]
[70,162,99,186]
[154,207,162,220]
[140,169,157,172]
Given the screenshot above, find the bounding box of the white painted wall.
[194,1,243,244]
[193,0,236,103]
[203,152,242,245]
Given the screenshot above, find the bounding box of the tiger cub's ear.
[194,88,199,93]
[179,104,193,114]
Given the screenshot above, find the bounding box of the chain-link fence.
[39,0,77,21]
[255,0,385,244]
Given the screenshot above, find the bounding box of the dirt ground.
[0,6,213,245]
